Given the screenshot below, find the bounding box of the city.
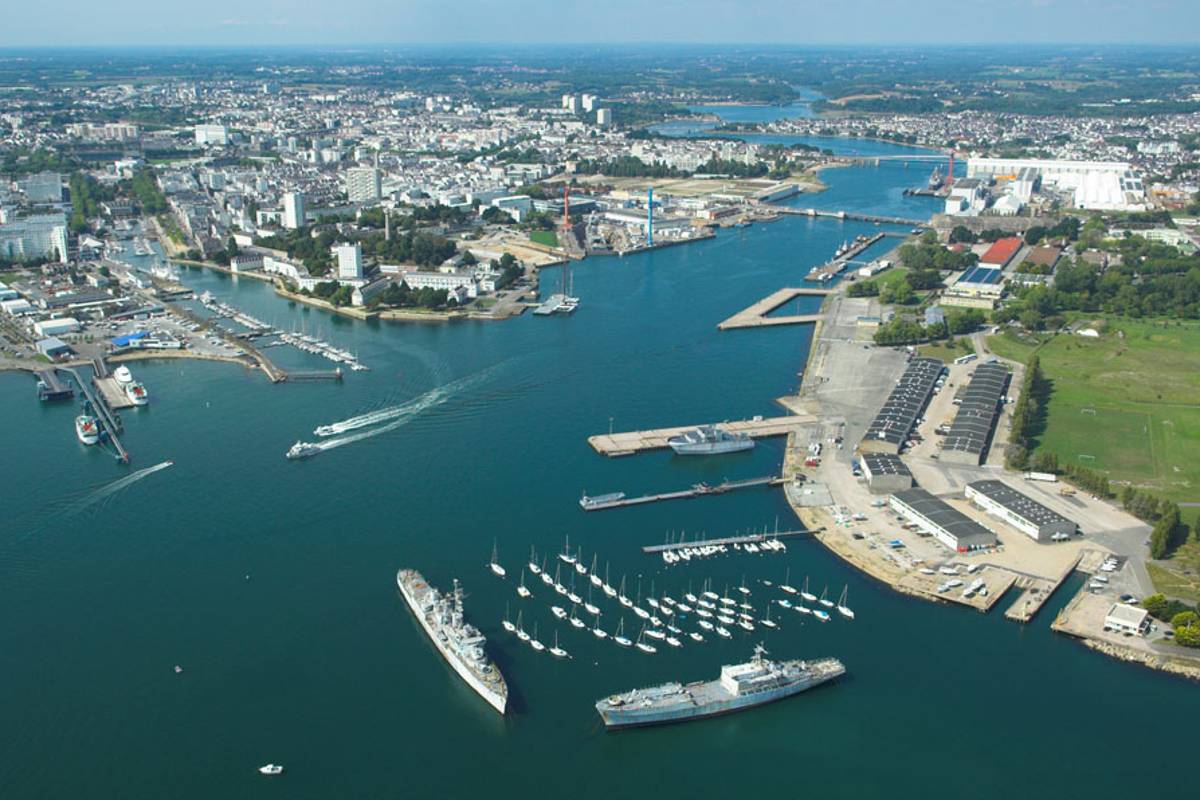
[2,15,1200,800]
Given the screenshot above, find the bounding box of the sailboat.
[551,605,567,620]
[800,576,817,603]
[488,540,506,578]
[502,603,516,633]
[780,567,796,595]
[589,555,603,587]
[528,546,541,575]
[567,573,583,605]
[837,585,855,620]
[738,575,751,596]
[602,563,617,597]
[613,619,633,647]
[553,564,567,596]
[569,604,586,629]
[715,625,732,639]
[632,578,650,620]
[665,635,683,648]
[813,608,831,622]
[689,631,705,643]
[592,611,609,638]
[516,570,532,599]
[516,610,530,642]
[539,557,554,586]
[574,551,587,575]
[635,624,658,654]
[584,584,601,617]
[819,586,835,609]
[697,619,715,631]
[529,622,546,652]
[795,602,812,615]
[644,624,666,641]
[549,631,570,659]
[760,604,778,629]
[618,576,632,608]
[559,534,577,565]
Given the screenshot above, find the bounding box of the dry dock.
[717,288,831,331]
[588,415,816,457]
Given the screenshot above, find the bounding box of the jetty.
[59,365,130,463]
[580,475,786,511]
[588,414,816,457]
[642,528,812,554]
[805,232,887,283]
[717,288,830,330]
[35,369,74,401]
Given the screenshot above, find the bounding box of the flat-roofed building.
[859,357,943,455]
[1105,603,1150,636]
[860,452,914,494]
[965,479,1076,542]
[966,158,1145,211]
[0,213,69,263]
[889,488,998,552]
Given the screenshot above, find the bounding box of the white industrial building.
[889,488,998,552]
[334,242,363,280]
[33,317,81,337]
[282,192,307,229]
[966,158,1145,211]
[965,480,1076,542]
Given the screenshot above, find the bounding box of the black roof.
[967,480,1074,529]
[862,452,912,477]
[891,488,997,549]
[942,362,1010,458]
[862,357,943,446]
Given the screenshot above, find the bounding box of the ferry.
[123,381,149,406]
[113,365,133,385]
[75,414,100,445]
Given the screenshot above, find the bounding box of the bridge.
[769,206,929,228]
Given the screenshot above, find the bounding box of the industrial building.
[940,362,1010,465]
[965,480,1076,542]
[889,488,998,552]
[859,452,914,494]
[979,237,1023,268]
[1105,603,1150,636]
[859,357,944,454]
[194,123,230,146]
[33,317,81,338]
[966,158,1145,211]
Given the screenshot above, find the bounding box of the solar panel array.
[941,362,1010,464]
[861,357,944,450]
[958,266,1003,285]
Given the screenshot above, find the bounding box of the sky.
[1,0,1198,47]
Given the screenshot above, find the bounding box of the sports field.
[989,319,1200,502]
[529,230,559,247]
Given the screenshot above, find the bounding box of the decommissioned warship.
[595,645,843,729]
[397,568,508,714]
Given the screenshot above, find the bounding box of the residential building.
[0,213,69,263]
[283,192,306,229]
[346,167,382,203]
[596,108,613,127]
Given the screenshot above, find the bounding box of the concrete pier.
[717,288,830,330]
[588,415,816,457]
[581,475,786,511]
[95,377,135,409]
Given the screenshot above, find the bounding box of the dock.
[59,366,130,463]
[533,293,577,316]
[717,288,830,330]
[642,528,812,554]
[588,414,816,457]
[581,475,786,511]
[35,369,75,401]
[282,369,344,382]
[805,232,887,282]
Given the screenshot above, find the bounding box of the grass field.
[987,319,1200,502]
[918,338,974,363]
[529,230,559,248]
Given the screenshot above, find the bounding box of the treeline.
[258,225,457,276]
[1005,355,1050,470]
[573,155,768,180]
[1141,595,1200,647]
[870,307,986,346]
[1121,486,1190,559]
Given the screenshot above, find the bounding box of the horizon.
[2,1,1200,48]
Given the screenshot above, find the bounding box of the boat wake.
[59,461,175,518]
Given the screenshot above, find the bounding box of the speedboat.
[75,415,100,445]
[123,381,149,406]
[258,764,284,776]
[286,441,321,460]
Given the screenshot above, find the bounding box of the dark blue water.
[1,121,1195,800]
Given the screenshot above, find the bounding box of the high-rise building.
[345,167,382,203]
[581,94,597,112]
[566,96,581,114]
[194,124,230,146]
[283,192,306,229]
[334,242,363,280]
[596,108,613,127]
[561,94,575,109]
[0,213,69,263]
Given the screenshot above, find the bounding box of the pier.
[581,475,786,511]
[642,528,812,554]
[282,369,344,382]
[805,232,887,282]
[59,366,130,463]
[717,288,830,331]
[588,414,816,457]
[35,370,75,401]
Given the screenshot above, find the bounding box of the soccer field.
[990,319,1200,500]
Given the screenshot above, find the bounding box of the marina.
[803,232,886,283]
[588,415,815,457]
[579,475,786,511]
[641,528,812,555]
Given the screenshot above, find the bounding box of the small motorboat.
[258,765,284,776]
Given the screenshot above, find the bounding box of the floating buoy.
[174,665,183,674]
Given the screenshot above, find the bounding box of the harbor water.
[1,112,1197,799]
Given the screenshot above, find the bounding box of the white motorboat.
[113,365,133,385]
[258,764,284,776]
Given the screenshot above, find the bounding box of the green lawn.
[990,318,1200,502]
[529,230,559,248]
[918,339,974,363]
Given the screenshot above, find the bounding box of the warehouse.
[940,362,1010,465]
[35,336,72,359]
[33,317,81,337]
[859,357,944,455]
[860,453,914,494]
[889,488,998,552]
[965,480,1077,542]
